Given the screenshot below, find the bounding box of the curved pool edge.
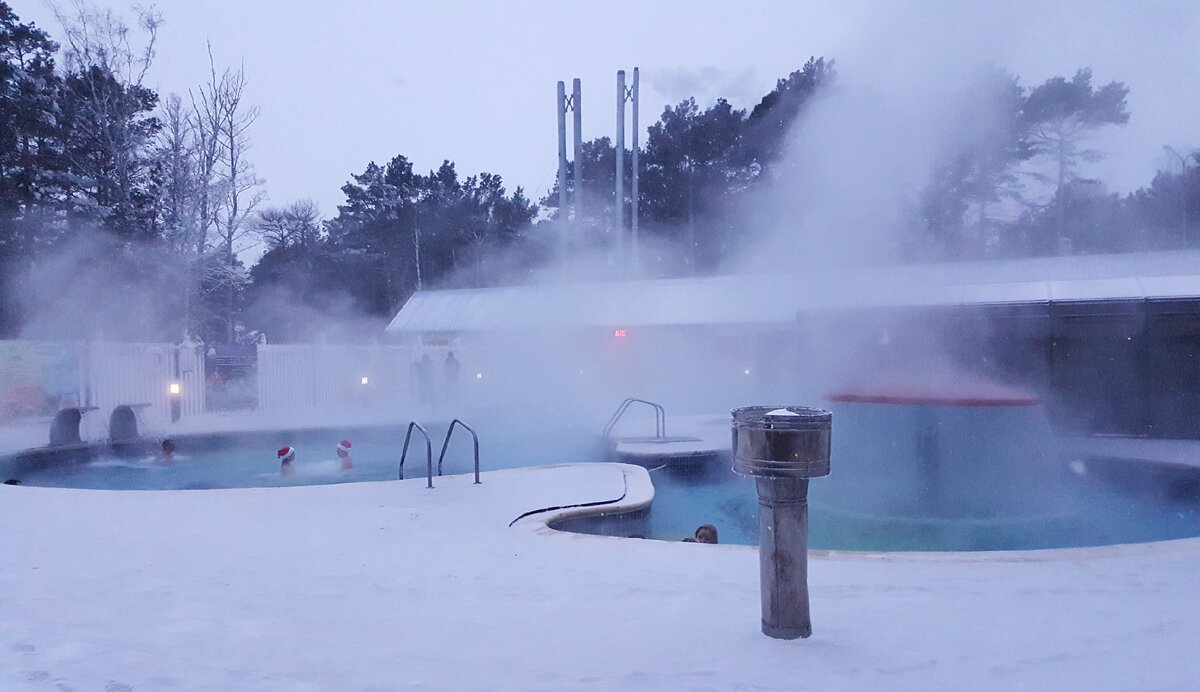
[510,463,655,536]
[525,463,1200,562]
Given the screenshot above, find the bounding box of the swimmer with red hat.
[336,440,353,470]
[277,445,296,475]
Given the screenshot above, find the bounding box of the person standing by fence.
[443,351,460,399]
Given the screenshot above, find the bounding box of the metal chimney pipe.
[631,67,640,275]
[557,80,568,227]
[615,69,626,262]
[572,78,583,224]
[732,406,832,639]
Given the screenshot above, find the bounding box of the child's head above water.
[695,524,718,544]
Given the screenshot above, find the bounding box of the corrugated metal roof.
[387,250,1200,334]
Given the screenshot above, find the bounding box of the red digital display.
[613,329,628,338]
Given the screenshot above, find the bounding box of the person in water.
[156,438,176,463]
[694,524,719,544]
[336,439,354,470]
[277,445,296,475]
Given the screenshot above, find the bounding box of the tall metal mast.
[556,80,568,231]
[631,67,640,274]
[615,70,626,264]
[572,78,583,224]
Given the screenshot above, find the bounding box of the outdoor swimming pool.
[9,413,1200,552]
[553,453,1200,551]
[1,422,596,491]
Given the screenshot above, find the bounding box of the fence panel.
[257,344,414,412]
[84,342,173,428]
[1,339,206,434]
[177,343,206,418]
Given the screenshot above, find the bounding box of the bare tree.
[258,200,322,250]
[51,0,160,84]
[156,94,198,249]
[192,44,265,342]
[153,92,212,337]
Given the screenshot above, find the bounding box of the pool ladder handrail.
[399,421,434,488]
[602,398,666,439]
[436,419,481,484]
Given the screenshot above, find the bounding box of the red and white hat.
[337,440,352,455]
[277,446,296,463]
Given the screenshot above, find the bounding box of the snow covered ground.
[3,455,1200,690]
[612,414,728,460]
[4,412,1200,689]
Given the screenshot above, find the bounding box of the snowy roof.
[387,250,1200,334]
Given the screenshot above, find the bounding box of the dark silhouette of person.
[415,355,435,404]
[443,351,460,397]
[156,438,176,463]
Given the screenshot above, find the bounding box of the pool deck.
[4,412,1200,688]
[611,414,728,461]
[3,449,1200,690]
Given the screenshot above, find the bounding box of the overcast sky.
[16,0,1200,217]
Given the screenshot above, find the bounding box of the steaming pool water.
[1,424,586,491]
[6,406,1200,551]
[552,455,1200,551]
[557,396,1200,551]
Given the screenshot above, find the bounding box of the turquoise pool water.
[554,455,1200,551]
[3,423,592,491]
[10,417,1200,552]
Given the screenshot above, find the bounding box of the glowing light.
[613,329,628,338]
[168,382,181,396]
[743,368,751,376]
[475,372,483,380]
[360,376,370,385]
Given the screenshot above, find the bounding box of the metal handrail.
[437,419,481,484]
[602,397,666,439]
[399,421,434,488]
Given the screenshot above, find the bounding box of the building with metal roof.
[386,250,1200,440]
[387,250,1200,337]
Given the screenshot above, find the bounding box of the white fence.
[256,343,414,412]
[81,341,206,426]
[0,339,206,430]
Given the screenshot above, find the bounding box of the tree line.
[548,64,1196,265]
[2,1,1197,344]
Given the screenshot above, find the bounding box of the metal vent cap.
[731,405,832,479]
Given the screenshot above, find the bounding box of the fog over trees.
[1,2,1197,342]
